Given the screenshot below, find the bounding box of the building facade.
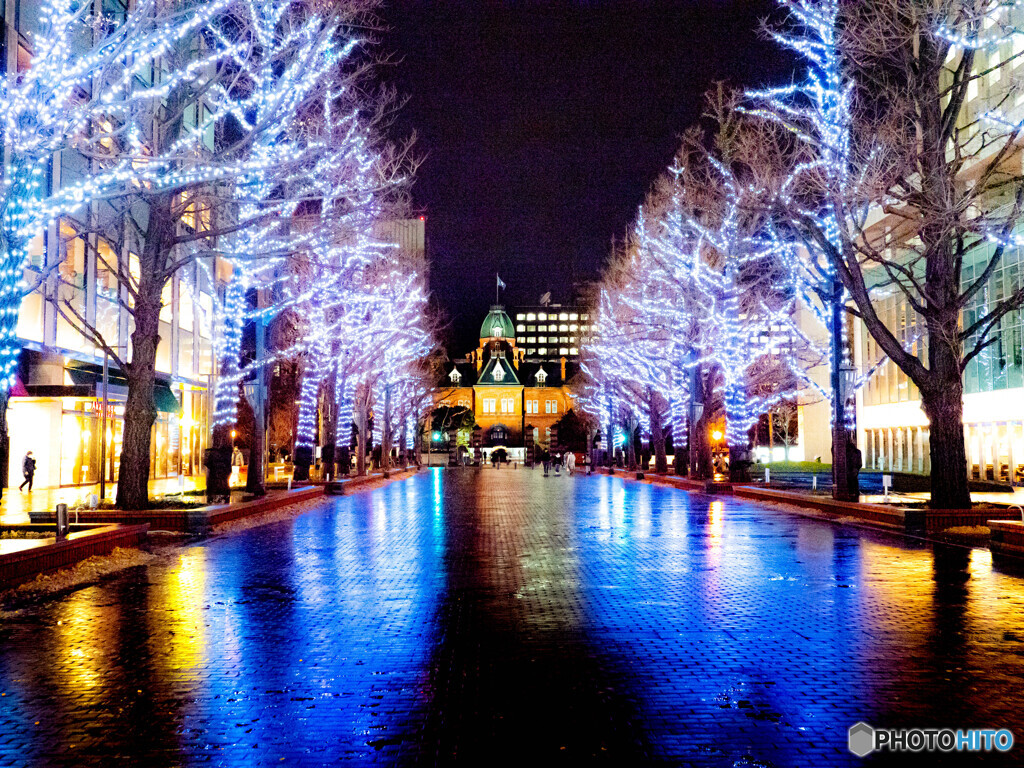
[435,306,576,460]
[4,0,219,491]
[511,303,591,362]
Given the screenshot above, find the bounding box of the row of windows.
[482,398,516,414]
[525,400,559,414]
[516,324,588,334]
[520,336,577,345]
[525,347,578,357]
[19,220,217,382]
[861,244,1024,404]
[440,398,560,415]
[516,312,588,322]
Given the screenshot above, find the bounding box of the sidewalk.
[2,474,225,525]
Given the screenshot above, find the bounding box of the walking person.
[566,451,576,475]
[19,451,36,492]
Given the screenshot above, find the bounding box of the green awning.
[66,363,182,414]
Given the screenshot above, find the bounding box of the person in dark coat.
[20,451,36,491]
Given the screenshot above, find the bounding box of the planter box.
[989,521,1024,559]
[27,469,421,533]
[29,486,325,533]
[734,486,1018,533]
[1,523,149,588]
[734,486,906,528]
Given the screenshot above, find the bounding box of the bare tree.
[751,0,1024,508]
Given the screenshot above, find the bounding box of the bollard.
[288,477,293,491]
[812,475,817,491]
[765,467,770,485]
[56,503,69,540]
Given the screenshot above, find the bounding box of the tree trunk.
[381,386,392,476]
[356,396,368,476]
[624,421,637,470]
[688,361,711,480]
[651,400,667,474]
[921,373,971,510]
[245,314,267,497]
[728,442,750,482]
[116,274,162,510]
[0,388,9,500]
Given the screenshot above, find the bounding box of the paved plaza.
[1,469,1023,766]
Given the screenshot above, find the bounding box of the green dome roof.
[481,305,515,340]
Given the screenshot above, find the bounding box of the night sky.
[380,0,794,353]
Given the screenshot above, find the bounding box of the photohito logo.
[848,723,1014,756]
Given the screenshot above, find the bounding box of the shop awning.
[66,363,181,414]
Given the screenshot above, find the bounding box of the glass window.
[157,321,172,373]
[526,313,536,321]
[178,330,194,376]
[538,313,547,321]
[569,313,578,321]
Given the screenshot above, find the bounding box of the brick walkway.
[1,468,1022,766]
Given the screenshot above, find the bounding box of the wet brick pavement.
[1,468,1023,766]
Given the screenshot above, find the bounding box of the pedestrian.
[19,451,36,491]
[566,451,576,475]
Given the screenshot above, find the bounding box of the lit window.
[527,347,536,355]
[483,398,496,414]
[569,324,578,332]
[501,398,514,413]
[536,368,548,384]
[526,313,536,321]
[559,312,569,321]
[516,313,525,320]
[492,324,504,338]
[569,347,578,355]
[581,314,589,320]
[538,312,547,321]
[449,369,461,383]
[538,336,547,344]
[559,347,569,355]
[516,324,526,332]
[538,348,547,355]
[527,325,536,332]
[569,313,578,321]
[559,324,568,332]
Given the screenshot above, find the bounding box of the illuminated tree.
[0,0,236,498]
[49,0,390,508]
[749,0,1024,508]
